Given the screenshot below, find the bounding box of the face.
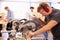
[5,8,9,11]
[39,9,49,16]
[30,8,34,12]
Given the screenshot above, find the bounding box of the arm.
[33,20,58,36]
[28,12,60,38]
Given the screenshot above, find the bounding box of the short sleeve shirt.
[46,8,60,40]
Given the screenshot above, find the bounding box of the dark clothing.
[46,8,60,40]
[0,24,2,37]
[44,32,48,39]
[6,22,12,31]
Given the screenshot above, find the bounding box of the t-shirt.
[7,10,14,22]
[46,8,60,40]
[25,11,35,20]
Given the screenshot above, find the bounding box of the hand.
[27,31,35,38]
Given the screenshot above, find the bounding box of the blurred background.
[0,0,60,19]
[0,0,60,40]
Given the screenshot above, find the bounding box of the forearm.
[33,20,58,36]
[33,25,50,36]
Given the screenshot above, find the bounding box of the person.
[28,2,60,40]
[0,13,8,40]
[25,7,35,20]
[4,6,14,30]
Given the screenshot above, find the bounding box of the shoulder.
[8,10,13,13]
[52,8,60,16]
[51,9,60,22]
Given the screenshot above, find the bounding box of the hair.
[37,6,42,12]
[4,6,8,9]
[30,6,34,9]
[39,2,49,8]
[37,2,49,12]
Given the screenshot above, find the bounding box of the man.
[25,7,35,20]
[4,6,14,30]
[28,2,60,40]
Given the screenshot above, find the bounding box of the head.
[30,7,34,12]
[4,6,9,11]
[37,2,52,16]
